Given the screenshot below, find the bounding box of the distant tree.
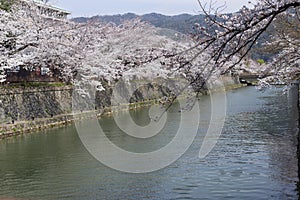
[257,59,265,65]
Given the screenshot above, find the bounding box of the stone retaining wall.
[0,75,242,139]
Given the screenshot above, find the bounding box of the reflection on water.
[0,87,298,200]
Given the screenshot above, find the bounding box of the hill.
[73,13,206,35]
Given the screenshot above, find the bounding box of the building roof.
[22,0,71,15]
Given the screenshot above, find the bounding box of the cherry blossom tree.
[1,0,242,97]
[194,0,300,86]
[0,0,83,83]
[0,1,121,84]
[1,1,183,85]
[2,1,227,91]
[74,19,210,96]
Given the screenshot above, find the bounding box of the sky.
[50,0,249,17]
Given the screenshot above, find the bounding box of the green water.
[0,87,298,199]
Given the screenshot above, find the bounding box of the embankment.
[0,75,242,138]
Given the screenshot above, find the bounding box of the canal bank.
[0,75,242,138]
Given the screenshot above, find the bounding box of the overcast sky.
[51,0,249,17]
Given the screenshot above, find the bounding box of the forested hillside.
[73,13,206,35]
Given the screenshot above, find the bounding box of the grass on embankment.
[0,82,68,89]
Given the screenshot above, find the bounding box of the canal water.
[0,86,298,199]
